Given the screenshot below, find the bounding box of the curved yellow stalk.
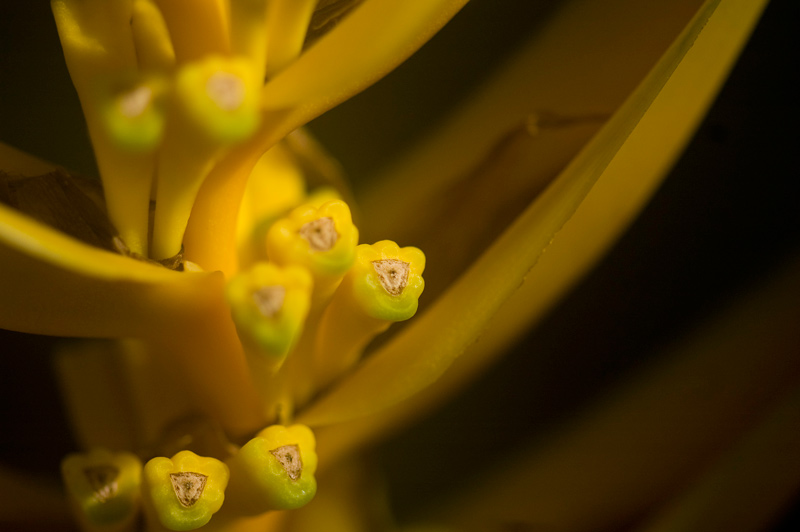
[299,0,769,427]
[261,0,468,112]
[235,144,307,269]
[0,204,263,432]
[0,201,218,338]
[183,132,277,276]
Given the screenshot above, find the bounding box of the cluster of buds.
[62,425,317,531]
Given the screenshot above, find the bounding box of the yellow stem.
[264,0,317,77]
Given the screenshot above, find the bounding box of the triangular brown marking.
[253,285,286,318]
[83,465,119,503]
[299,217,337,251]
[270,444,302,481]
[169,472,207,508]
[372,259,410,296]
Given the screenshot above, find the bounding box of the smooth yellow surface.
[264,0,317,77]
[51,0,154,255]
[131,0,176,72]
[261,0,468,110]
[0,200,217,337]
[55,341,139,451]
[154,0,230,62]
[235,144,307,268]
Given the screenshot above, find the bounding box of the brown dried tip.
[270,445,302,481]
[252,286,286,318]
[170,472,208,508]
[299,217,337,251]
[84,465,120,503]
[372,259,410,296]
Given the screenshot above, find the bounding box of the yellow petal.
[299,0,770,427]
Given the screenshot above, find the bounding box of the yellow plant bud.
[314,240,425,387]
[142,451,229,531]
[227,263,313,370]
[61,448,142,531]
[266,199,358,301]
[225,424,317,515]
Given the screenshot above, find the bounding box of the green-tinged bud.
[227,263,313,369]
[98,75,167,152]
[313,240,425,387]
[348,240,425,321]
[173,56,261,145]
[225,424,317,515]
[61,448,142,530]
[142,451,229,531]
[266,199,358,300]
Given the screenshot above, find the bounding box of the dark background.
[1,0,798,530]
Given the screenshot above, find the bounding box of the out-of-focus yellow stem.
[264,0,317,77]
[55,341,139,451]
[131,0,176,72]
[51,0,156,255]
[230,0,270,82]
[154,0,230,62]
